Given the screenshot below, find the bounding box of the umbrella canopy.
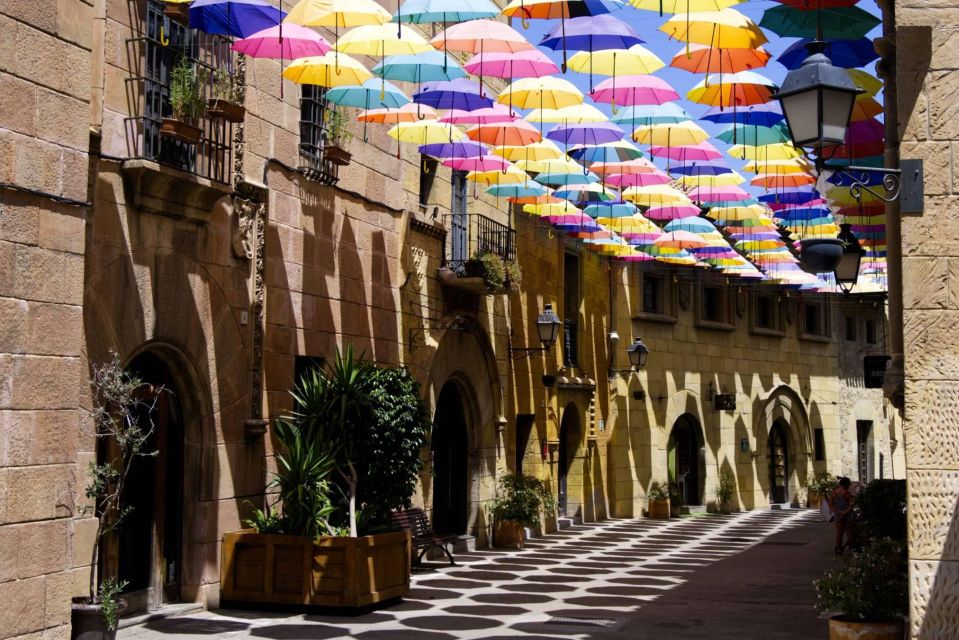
[464,49,559,78]
[716,123,791,146]
[372,50,466,82]
[677,171,745,187]
[487,181,547,198]
[591,157,659,175]
[432,19,533,53]
[778,37,879,70]
[359,103,436,123]
[660,9,767,48]
[590,75,680,106]
[527,103,608,124]
[604,171,672,187]
[610,103,691,126]
[654,230,710,249]
[584,201,638,218]
[502,0,625,20]
[569,140,644,163]
[539,14,644,52]
[393,0,499,23]
[664,217,718,234]
[631,0,741,11]
[742,159,812,174]
[334,23,432,56]
[760,5,881,40]
[389,120,466,144]
[686,70,776,107]
[414,78,493,111]
[492,140,565,161]
[651,141,723,161]
[547,121,624,146]
[285,0,391,26]
[232,23,330,58]
[670,162,733,176]
[670,43,770,74]
[419,140,487,158]
[499,76,584,110]
[535,169,600,186]
[689,185,751,203]
[439,104,517,124]
[701,103,783,126]
[555,183,618,203]
[848,69,883,97]
[444,155,512,172]
[568,45,665,77]
[728,143,803,161]
[633,121,710,146]
[282,52,372,86]
[645,203,702,220]
[751,174,816,188]
[190,0,285,38]
[466,120,542,146]
[623,184,691,206]
[468,166,529,184]
[326,79,410,109]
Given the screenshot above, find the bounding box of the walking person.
[829,477,855,555]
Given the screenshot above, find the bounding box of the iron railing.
[298,85,340,185]
[441,213,516,275]
[126,0,234,184]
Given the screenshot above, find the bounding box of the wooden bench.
[391,508,458,566]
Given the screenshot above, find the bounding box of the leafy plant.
[80,354,161,602]
[816,538,908,620]
[668,482,684,506]
[324,107,354,146]
[474,251,506,291]
[98,578,129,631]
[169,56,205,123]
[490,474,555,527]
[807,472,839,498]
[716,467,736,505]
[647,482,669,501]
[272,419,341,537]
[242,502,285,534]
[210,68,241,104]
[504,259,523,291]
[855,479,907,544]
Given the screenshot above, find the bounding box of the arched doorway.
[113,351,185,607]
[668,415,705,506]
[558,404,580,517]
[431,382,469,534]
[769,420,790,504]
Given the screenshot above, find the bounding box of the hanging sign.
[864,355,891,389]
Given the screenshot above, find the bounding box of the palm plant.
[270,420,340,538]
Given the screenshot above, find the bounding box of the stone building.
[0,0,912,637]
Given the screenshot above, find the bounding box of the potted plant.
[504,259,523,292]
[807,472,839,509]
[646,482,670,520]
[72,355,161,640]
[474,251,507,292]
[162,56,205,145]
[323,107,353,166]
[221,346,430,609]
[490,474,554,549]
[207,69,245,123]
[815,538,907,640]
[668,482,683,517]
[163,0,191,24]
[716,467,736,514]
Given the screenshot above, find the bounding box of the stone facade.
[895,1,959,636]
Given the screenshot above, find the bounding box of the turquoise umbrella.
[584,201,637,218]
[535,170,600,186]
[487,181,547,198]
[664,217,716,234]
[609,104,690,128]
[326,79,410,140]
[393,0,500,23]
[715,123,791,146]
[372,50,467,83]
[759,5,880,41]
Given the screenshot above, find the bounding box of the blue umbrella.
[372,51,467,83]
[535,170,600,186]
[778,38,879,70]
[716,124,791,146]
[189,0,285,38]
[670,163,733,176]
[326,79,410,109]
[701,104,784,127]
[555,185,616,203]
[413,78,493,111]
[393,0,500,23]
[584,201,637,218]
[774,206,832,221]
[547,122,624,147]
[664,217,718,234]
[419,141,488,158]
[568,143,644,163]
[610,103,691,127]
[540,14,643,54]
[759,190,818,205]
[487,181,547,198]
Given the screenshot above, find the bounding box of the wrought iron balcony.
[441,213,516,275]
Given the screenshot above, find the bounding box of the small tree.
[716,466,736,508]
[80,354,161,627]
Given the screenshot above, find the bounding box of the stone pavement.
[121,509,835,640]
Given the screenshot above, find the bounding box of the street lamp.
[610,337,649,378]
[511,303,562,359]
[834,223,865,294]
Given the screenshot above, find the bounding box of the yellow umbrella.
[283,52,373,87]
[333,24,433,56]
[623,184,691,206]
[498,76,584,110]
[632,0,741,11]
[678,171,745,187]
[568,45,665,77]
[633,121,710,146]
[524,201,581,216]
[826,186,884,207]
[387,120,466,145]
[516,157,582,175]
[492,141,566,162]
[742,159,812,174]
[526,104,607,124]
[848,69,882,97]
[469,166,528,185]
[728,142,802,161]
[706,205,768,221]
[659,9,767,49]
[284,0,391,26]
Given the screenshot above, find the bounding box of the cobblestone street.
[121,509,833,640]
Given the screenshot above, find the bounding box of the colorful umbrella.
[670,162,733,176]
[664,217,718,234]
[651,141,723,162]
[527,103,608,124]
[715,123,790,146]
[439,104,517,124]
[372,50,466,82]
[670,43,770,74]
[501,0,624,20]
[444,155,512,172]
[660,9,767,49]
[334,23,432,56]
[487,181,548,198]
[631,0,741,11]
[633,121,710,146]
[569,140,643,163]
[539,14,644,71]
[555,183,618,204]
[649,202,706,221]
[466,120,542,146]
[282,52,372,86]
[760,5,881,41]
[498,77,584,110]
[623,184,691,206]
[492,140,565,161]
[777,37,878,70]
[232,23,330,57]
[359,103,436,123]
[590,75,680,107]
[326,79,409,109]
[431,19,533,53]
[568,45,665,90]
[464,49,559,79]
[847,69,883,97]
[546,121,624,146]
[393,0,499,23]
[535,169,600,186]
[610,103,691,127]
[468,166,529,184]
[419,140,487,158]
[701,103,783,126]
[677,171,745,187]
[414,79,494,111]
[189,0,285,38]
[604,171,672,187]
[751,174,816,188]
[285,0,391,26]
[654,230,710,249]
[728,143,803,161]
[389,120,466,144]
[591,157,659,176]
[742,159,812,174]
[686,70,776,107]
[584,201,638,218]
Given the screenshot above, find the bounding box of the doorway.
[857,420,873,482]
[112,351,184,608]
[431,382,469,535]
[768,420,790,504]
[557,404,580,517]
[668,415,704,506]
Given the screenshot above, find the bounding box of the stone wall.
[895,1,959,636]
[0,0,93,637]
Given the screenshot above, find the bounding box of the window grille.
[298,85,340,184]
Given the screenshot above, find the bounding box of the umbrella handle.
[160,25,169,46]
[521,5,530,30]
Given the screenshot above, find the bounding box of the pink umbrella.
[688,185,752,202]
[232,24,330,97]
[619,253,656,262]
[591,157,658,176]
[645,203,703,221]
[589,75,680,107]
[432,19,533,53]
[653,230,710,249]
[621,231,663,243]
[650,141,723,162]
[439,104,518,124]
[464,49,559,78]
[604,171,672,188]
[443,155,512,172]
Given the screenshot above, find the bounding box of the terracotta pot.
[161,118,202,145]
[71,597,127,640]
[809,494,822,509]
[647,498,670,520]
[494,520,526,549]
[207,99,245,123]
[324,145,351,166]
[828,616,904,640]
[163,2,190,24]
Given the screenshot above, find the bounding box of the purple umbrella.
[546,121,624,147]
[539,15,644,72]
[413,78,494,111]
[419,141,489,159]
[189,0,285,38]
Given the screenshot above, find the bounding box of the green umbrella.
[759,5,880,41]
[715,123,790,146]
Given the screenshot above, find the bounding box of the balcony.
[438,213,517,294]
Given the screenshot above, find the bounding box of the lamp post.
[834,223,864,293]
[610,337,649,378]
[510,303,562,359]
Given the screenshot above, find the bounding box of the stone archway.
[668,414,706,506]
[558,402,584,519]
[431,380,470,535]
[758,386,812,508]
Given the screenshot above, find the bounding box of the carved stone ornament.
[678,281,692,311]
[231,196,260,260]
[410,246,427,292]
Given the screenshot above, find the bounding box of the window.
[752,292,783,334]
[801,300,829,339]
[641,272,669,316]
[845,315,857,341]
[448,170,469,265]
[300,84,331,163]
[563,253,580,368]
[865,319,878,344]
[697,283,733,329]
[419,154,439,208]
[814,428,826,462]
[138,0,233,183]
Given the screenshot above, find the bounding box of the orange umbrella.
[358,103,437,123]
[851,95,883,121]
[466,120,542,146]
[670,43,771,74]
[750,174,816,188]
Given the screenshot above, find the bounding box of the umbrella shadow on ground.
[143,617,251,635]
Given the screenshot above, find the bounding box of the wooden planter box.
[827,616,904,640]
[221,529,411,608]
[163,2,190,24]
[493,520,526,549]
[324,145,351,166]
[207,99,245,123]
[647,498,670,520]
[161,118,202,145]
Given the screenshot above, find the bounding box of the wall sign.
[864,355,891,389]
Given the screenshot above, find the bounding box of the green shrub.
[170,56,205,123]
[815,538,907,620]
[648,482,669,501]
[504,259,523,291]
[474,251,506,291]
[807,472,839,498]
[716,467,736,505]
[855,479,907,544]
[490,474,555,527]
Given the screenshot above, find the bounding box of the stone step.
[556,517,575,529]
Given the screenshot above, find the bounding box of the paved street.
[121,509,834,640]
